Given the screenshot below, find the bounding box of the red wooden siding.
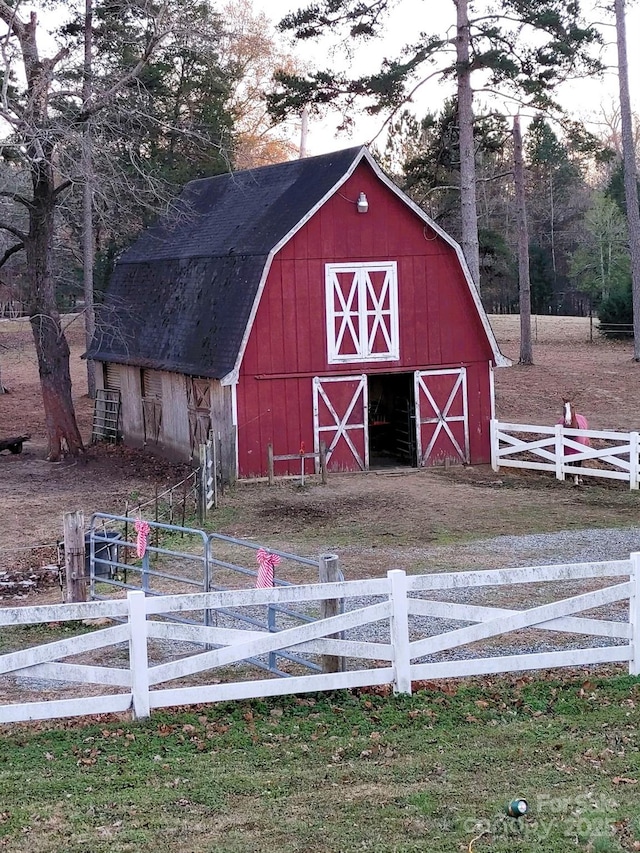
[236,160,496,477]
[237,377,316,479]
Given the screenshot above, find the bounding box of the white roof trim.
[229,145,510,379]
[223,255,274,385]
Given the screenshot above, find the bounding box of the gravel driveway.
[336,526,640,662]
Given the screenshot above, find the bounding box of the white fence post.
[554,424,565,482]
[388,569,412,695]
[630,553,640,676]
[128,590,150,719]
[630,433,639,491]
[490,419,498,472]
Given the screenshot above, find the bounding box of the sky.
[251,0,640,158]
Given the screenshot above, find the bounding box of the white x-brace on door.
[415,367,469,466]
[313,375,368,471]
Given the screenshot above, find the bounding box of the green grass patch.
[0,621,96,654]
[0,673,638,852]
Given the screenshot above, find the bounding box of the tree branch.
[0,221,27,242]
[0,1,26,42]
[53,179,73,200]
[0,104,22,125]
[76,4,172,123]
[0,241,24,268]
[367,67,451,146]
[0,190,32,209]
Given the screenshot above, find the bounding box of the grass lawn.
[0,671,638,852]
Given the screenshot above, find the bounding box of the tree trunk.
[82,149,96,399]
[83,0,97,399]
[455,0,481,291]
[27,166,84,461]
[614,0,640,361]
[32,313,84,460]
[513,115,533,365]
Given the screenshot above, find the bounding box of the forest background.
[0,0,638,457]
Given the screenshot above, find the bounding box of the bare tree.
[455,0,480,290]
[0,1,243,459]
[0,1,180,458]
[82,0,96,399]
[513,115,533,364]
[614,0,640,361]
[221,0,300,168]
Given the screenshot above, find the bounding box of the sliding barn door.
[313,375,368,471]
[415,368,469,466]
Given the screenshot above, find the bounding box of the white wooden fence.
[491,419,640,489]
[0,556,638,724]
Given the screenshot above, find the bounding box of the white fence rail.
[0,557,638,724]
[491,419,640,489]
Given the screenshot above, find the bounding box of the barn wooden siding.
[97,363,235,480]
[236,162,495,478]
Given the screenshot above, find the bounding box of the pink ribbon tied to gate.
[134,518,151,558]
[256,548,281,589]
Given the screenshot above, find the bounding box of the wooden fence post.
[267,443,274,486]
[630,553,640,676]
[197,444,204,524]
[212,437,219,508]
[63,510,86,603]
[319,553,344,673]
[128,590,150,719]
[320,441,328,484]
[388,569,412,695]
[228,428,237,487]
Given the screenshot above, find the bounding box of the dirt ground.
[1,314,640,586]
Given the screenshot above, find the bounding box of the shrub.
[597,282,633,338]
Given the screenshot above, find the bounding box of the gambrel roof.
[87,146,508,380]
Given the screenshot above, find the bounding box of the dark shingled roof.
[87,146,364,379]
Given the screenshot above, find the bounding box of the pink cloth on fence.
[256,548,281,588]
[134,518,151,558]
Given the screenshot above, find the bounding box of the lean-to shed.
[87,146,509,480]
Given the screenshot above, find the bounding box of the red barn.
[87,146,509,480]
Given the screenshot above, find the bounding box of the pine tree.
[270,0,602,293]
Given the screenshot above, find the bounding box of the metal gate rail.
[88,513,339,675]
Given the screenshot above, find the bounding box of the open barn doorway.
[367,373,417,468]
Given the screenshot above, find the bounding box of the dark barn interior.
[367,373,416,468]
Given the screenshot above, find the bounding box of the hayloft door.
[313,375,368,471]
[325,262,399,363]
[415,368,469,466]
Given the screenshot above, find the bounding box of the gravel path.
[438,526,640,567]
[335,526,640,661]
